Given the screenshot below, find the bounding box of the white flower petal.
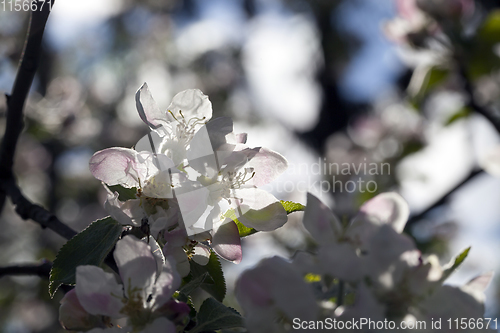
[89,148,150,188]
[135,130,164,154]
[235,257,318,322]
[356,192,409,233]
[103,187,142,226]
[187,117,235,178]
[75,266,123,318]
[114,235,157,302]
[243,147,288,187]
[233,188,287,231]
[480,145,500,177]
[163,246,190,278]
[212,220,242,263]
[135,83,169,135]
[59,289,105,331]
[151,256,181,309]
[192,243,211,265]
[303,193,342,245]
[167,89,212,124]
[142,316,176,333]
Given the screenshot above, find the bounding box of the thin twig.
[4,178,77,239]
[406,169,484,227]
[0,1,78,240]
[406,55,498,225]
[0,260,52,278]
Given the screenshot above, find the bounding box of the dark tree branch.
[406,56,499,226]
[0,4,53,177]
[0,1,78,240]
[458,61,500,133]
[4,178,77,240]
[406,169,484,227]
[0,260,52,278]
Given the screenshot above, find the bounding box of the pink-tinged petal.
[135,83,169,135]
[164,229,188,247]
[356,192,409,233]
[75,266,123,318]
[155,299,190,323]
[223,149,255,174]
[167,89,212,124]
[466,272,494,293]
[419,284,485,320]
[235,133,247,144]
[59,289,106,331]
[233,188,287,232]
[151,256,181,310]
[244,147,288,187]
[212,220,242,263]
[89,148,153,188]
[235,257,318,322]
[303,193,342,245]
[143,317,176,333]
[192,243,211,265]
[114,235,157,301]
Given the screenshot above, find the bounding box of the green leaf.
[468,10,500,79]
[280,200,305,214]
[444,107,471,126]
[222,209,257,237]
[189,298,244,333]
[179,272,214,296]
[440,247,471,283]
[187,251,226,302]
[107,185,137,201]
[476,10,500,44]
[409,65,449,101]
[49,217,123,297]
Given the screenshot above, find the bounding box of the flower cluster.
[235,192,492,332]
[89,84,288,268]
[58,84,290,331]
[59,235,189,332]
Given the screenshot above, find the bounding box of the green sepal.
[440,247,471,283]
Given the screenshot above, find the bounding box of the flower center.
[167,109,206,144]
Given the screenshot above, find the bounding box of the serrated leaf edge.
[49,216,122,297]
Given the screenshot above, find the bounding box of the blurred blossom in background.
[2,0,500,331]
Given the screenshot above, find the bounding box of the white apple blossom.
[89,83,290,271]
[134,83,212,166]
[235,256,318,333]
[59,235,188,333]
[177,117,288,258]
[236,192,493,332]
